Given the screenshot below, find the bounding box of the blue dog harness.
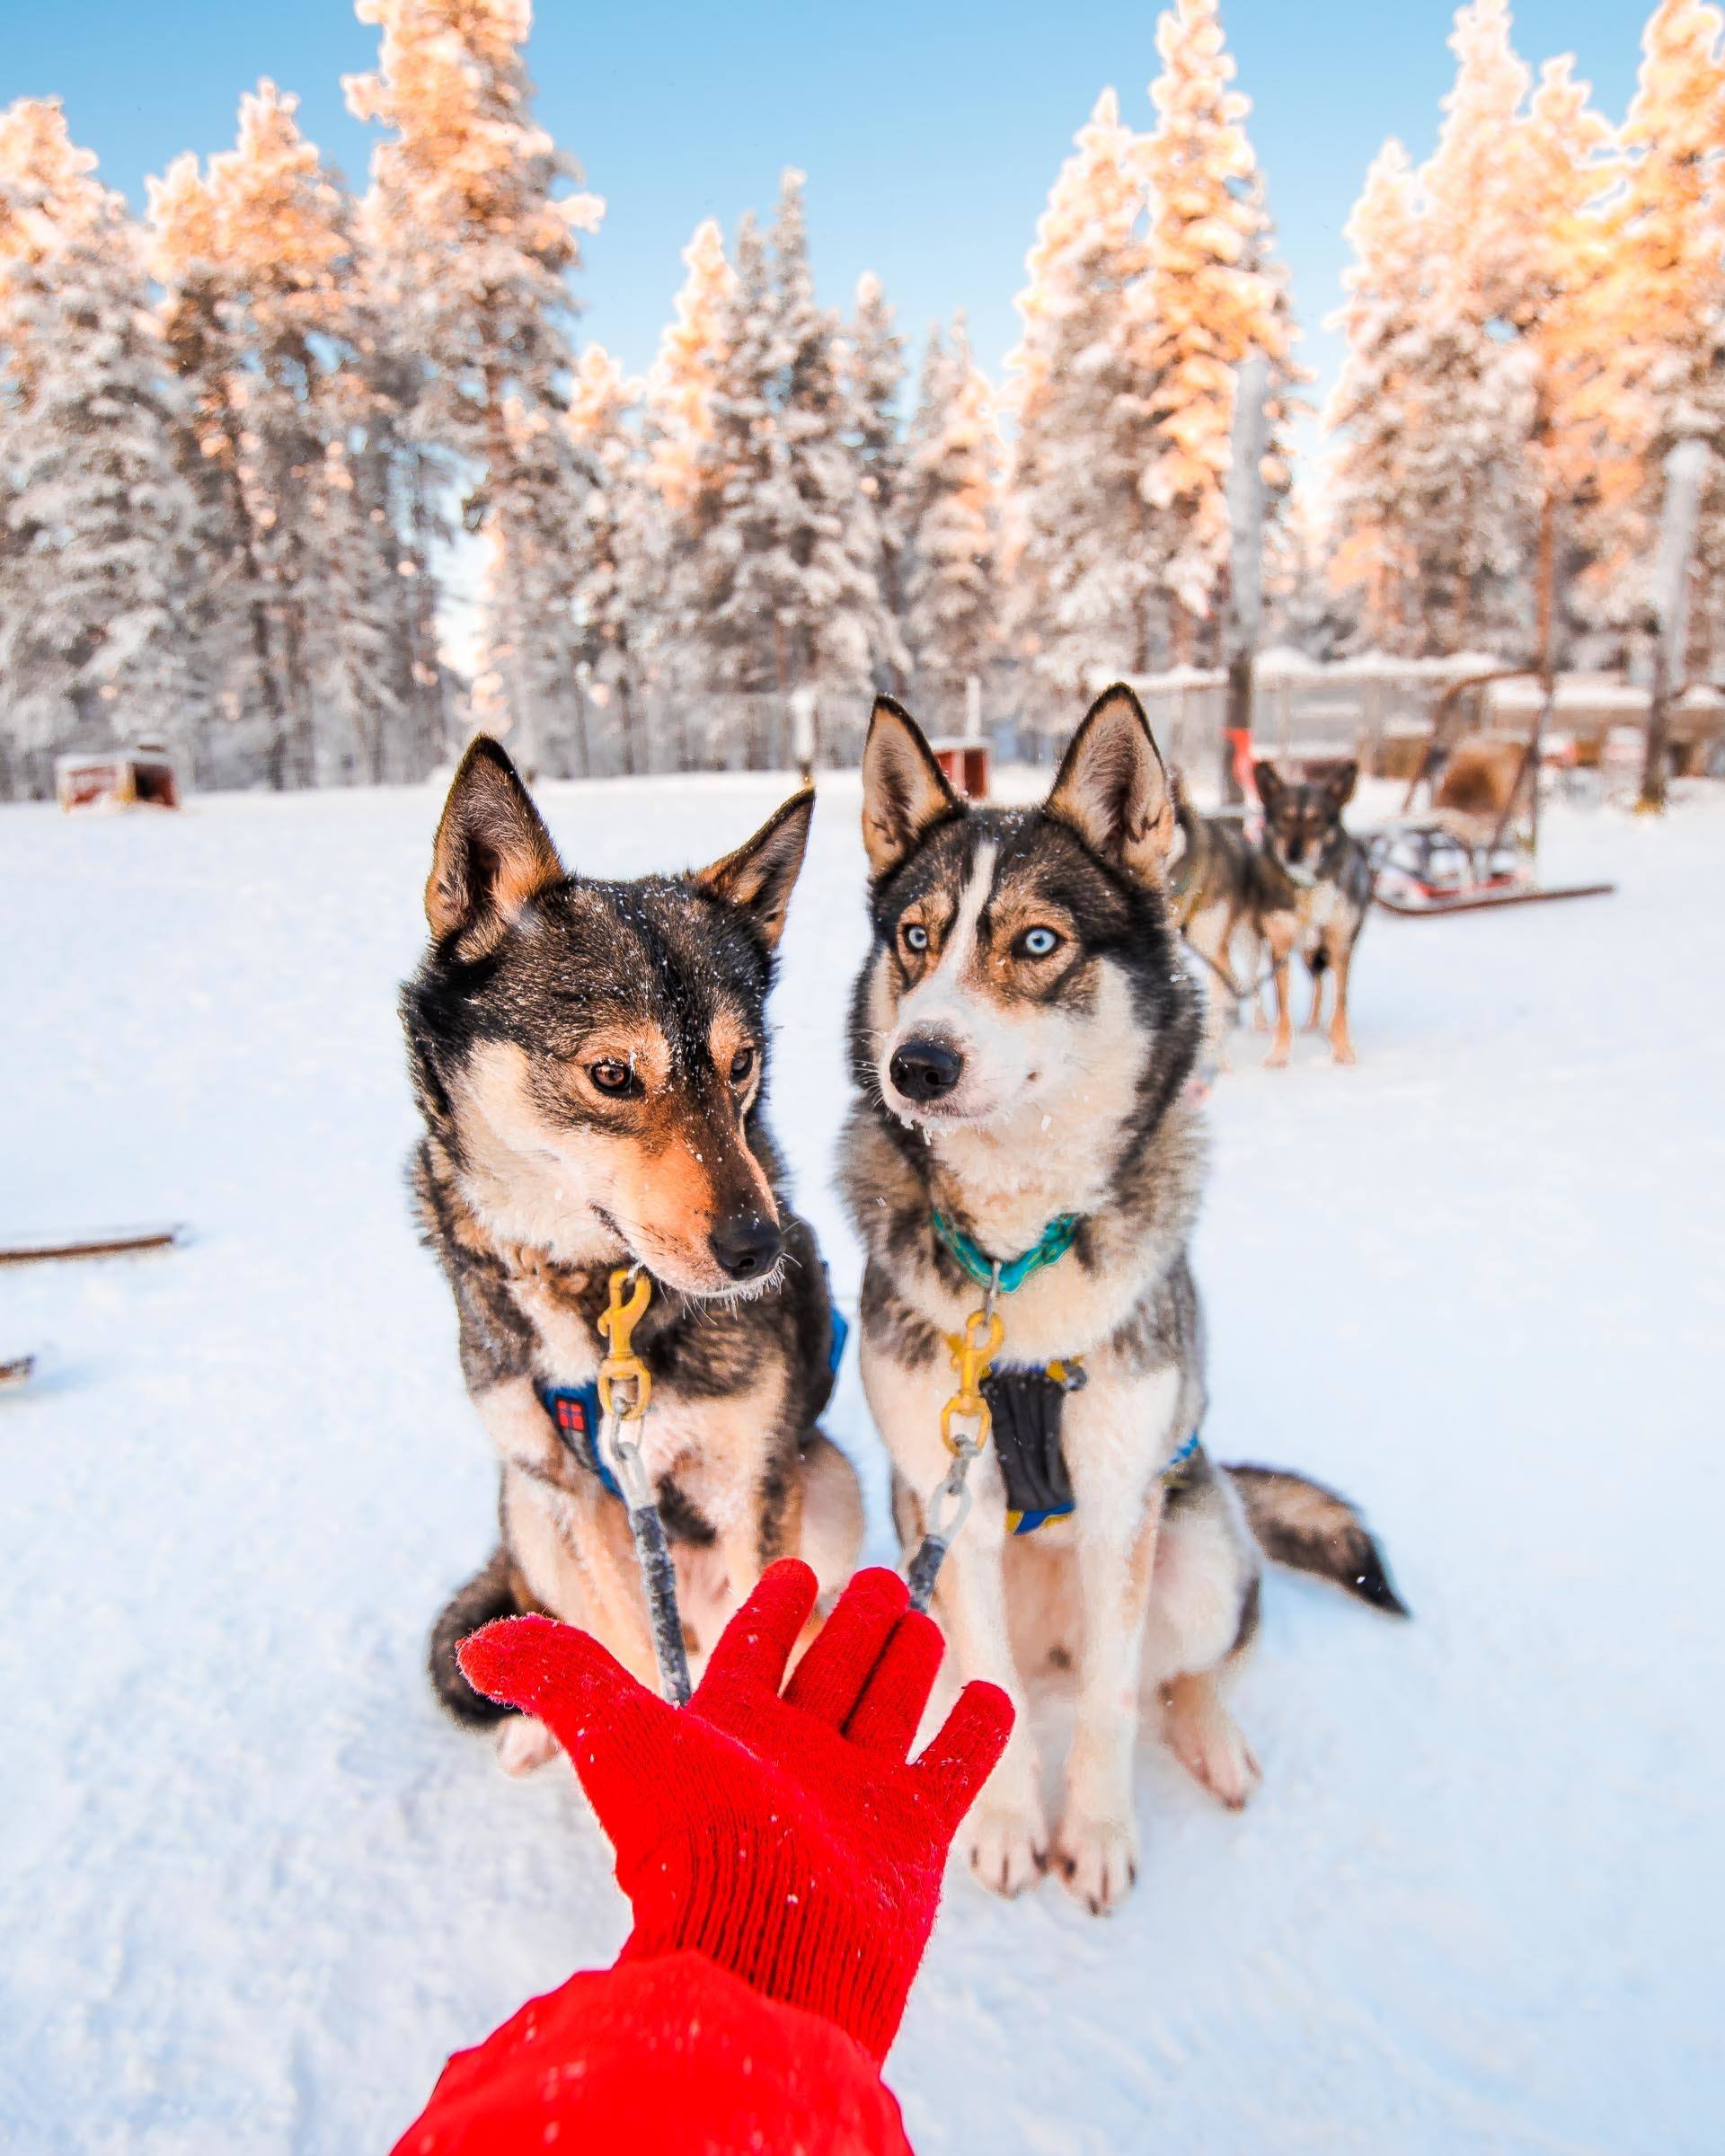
[539,1299,849,1503]
[931,1208,1200,1536]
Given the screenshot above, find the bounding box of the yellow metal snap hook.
[939,1303,1004,1455]
[597,1265,654,1420]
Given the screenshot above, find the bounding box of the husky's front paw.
[1264,1033,1292,1069]
[963,1798,1048,1898]
[494,1713,560,1779]
[1052,1811,1139,1915]
[1163,1674,1261,1811]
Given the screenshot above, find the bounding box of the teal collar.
[931,1209,1081,1294]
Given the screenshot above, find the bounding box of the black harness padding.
[982,1367,1075,1516]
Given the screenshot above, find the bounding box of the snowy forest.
[1,0,1722,797]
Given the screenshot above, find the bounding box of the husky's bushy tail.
[1225,1464,1410,1617]
[428,1548,525,1725]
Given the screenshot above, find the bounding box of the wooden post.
[1530,481,1557,859]
[1641,438,1708,814]
[1222,352,1269,804]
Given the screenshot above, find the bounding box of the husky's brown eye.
[1016,926,1061,959]
[902,921,929,953]
[588,1058,634,1096]
[729,1046,756,1083]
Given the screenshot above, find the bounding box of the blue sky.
[7,0,1646,425]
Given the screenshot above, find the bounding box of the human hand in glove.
[459,1560,1012,2062]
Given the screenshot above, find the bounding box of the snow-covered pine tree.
[669,210,785,746]
[1324,141,1428,651]
[1512,57,1620,663]
[1262,488,1354,658]
[564,343,652,774]
[1328,2,1548,660]
[471,388,592,774]
[349,287,451,782]
[165,84,412,785]
[1007,89,1160,716]
[670,173,896,764]
[845,272,910,683]
[645,217,734,510]
[1424,0,1536,329]
[1236,168,1306,546]
[346,0,603,773]
[765,171,901,699]
[1407,0,1544,653]
[145,153,264,782]
[635,217,734,760]
[902,314,1003,710]
[1326,143,1533,659]
[1610,0,1725,673]
[0,100,200,797]
[1393,300,1535,658]
[1138,0,1284,649]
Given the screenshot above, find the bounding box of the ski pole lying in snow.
[0,1223,187,1266]
[595,1266,694,1708]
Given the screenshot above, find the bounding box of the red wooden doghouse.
[928,737,990,800]
[56,742,183,813]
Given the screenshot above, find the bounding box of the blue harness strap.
[828,1303,850,1382]
[1006,1427,1202,1537]
[538,1294,851,1502]
[539,1379,624,1500]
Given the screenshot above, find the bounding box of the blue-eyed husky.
[839,686,1403,1913]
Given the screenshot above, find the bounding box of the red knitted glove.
[459,1560,1011,2063]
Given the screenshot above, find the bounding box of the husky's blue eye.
[902,922,929,952]
[1018,927,1061,959]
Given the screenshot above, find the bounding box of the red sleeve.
[391,1949,915,2156]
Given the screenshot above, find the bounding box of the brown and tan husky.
[1253,759,1376,1067]
[839,686,1403,1913]
[405,739,861,1772]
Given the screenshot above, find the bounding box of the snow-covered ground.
[3,768,1721,2155]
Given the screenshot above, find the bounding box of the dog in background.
[1253,758,1376,1066]
[1172,786,1293,1074]
[840,686,1404,1913]
[405,739,861,1773]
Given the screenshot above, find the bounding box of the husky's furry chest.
[1296,872,1349,946]
[411,1133,827,1497]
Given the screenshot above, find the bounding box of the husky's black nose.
[889,1037,964,1102]
[710,1214,783,1282]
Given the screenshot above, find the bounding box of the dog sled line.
[1365,668,1616,917]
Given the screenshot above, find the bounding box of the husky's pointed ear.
[426,737,563,950]
[1325,758,1359,810]
[861,695,961,881]
[1046,684,1175,886]
[1252,759,1285,812]
[694,785,815,951]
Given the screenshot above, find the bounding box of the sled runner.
[1369,821,1614,916]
